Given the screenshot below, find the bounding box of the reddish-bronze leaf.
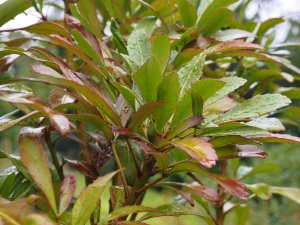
[172,138,218,168]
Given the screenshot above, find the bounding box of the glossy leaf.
[133,57,162,102]
[199,8,233,36]
[18,127,57,214]
[172,138,218,168]
[246,117,285,132]
[205,77,246,107]
[200,122,269,137]
[211,175,248,200]
[153,73,180,131]
[152,34,170,73]
[127,29,151,70]
[215,94,291,123]
[172,79,225,126]
[72,171,119,225]
[167,116,204,140]
[178,52,206,98]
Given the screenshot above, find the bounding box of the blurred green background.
[0,0,299,224]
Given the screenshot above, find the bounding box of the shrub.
[0,0,299,225]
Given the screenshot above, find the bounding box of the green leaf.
[247,183,272,200]
[127,29,151,70]
[191,88,204,116]
[76,0,102,39]
[172,79,225,126]
[103,0,127,21]
[129,102,165,131]
[200,122,269,137]
[199,8,233,36]
[205,77,246,107]
[59,173,77,215]
[24,214,55,225]
[71,29,101,64]
[215,94,291,123]
[133,57,163,102]
[72,171,119,225]
[172,138,218,168]
[18,127,57,214]
[178,52,206,98]
[167,116,203,140]
[0,0,31,27]
[246,117,285,132]
[178,0,197,27]
[197,0,237,30]
[249,134,300,144]
[105,205,158,222]
[152,34,170,73]
[139,204,214,224]
[23,22,71,39]
[214,29,254,42]
[153,73,180,131]
[257,17,284,37]
[113,82,136,110]
[269,186,300,204]
[110,19,128,54]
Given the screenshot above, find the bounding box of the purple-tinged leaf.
[59,173,77,215]
[167,116,204,140]
[210,174,248,201]
[249,134,300,144]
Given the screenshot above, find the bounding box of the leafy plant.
[0,0,299,225]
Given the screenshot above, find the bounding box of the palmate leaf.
[215,94,291,123]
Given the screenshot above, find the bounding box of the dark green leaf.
[133,57,163,102]
[153,73,180,131]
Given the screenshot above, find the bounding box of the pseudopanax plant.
[0,0,300,225]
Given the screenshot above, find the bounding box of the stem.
[126,139,142,176]
[77,121,90,163]
[215,161,228,225]
[111,141,130,198]
[45,131,64,180]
